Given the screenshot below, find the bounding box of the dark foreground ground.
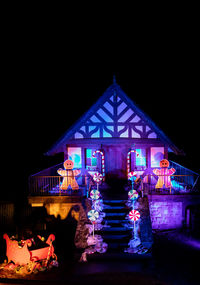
[0,229,200,285]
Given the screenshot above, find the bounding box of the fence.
[29,174,89,196]
[29,172,199,196]
[141,174,199,195]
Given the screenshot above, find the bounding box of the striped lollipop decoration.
[129,209,140,222]
[87,209,99,238]
[87,209,99,222]
[128,190,139,200]
[128,171,137,190]
[129,209,140,239]
[93,172,103,183]
[128,171,137,180]
[90,189,100,200]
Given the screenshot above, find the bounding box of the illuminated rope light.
[93,150,105,180]
[127,149,140,177]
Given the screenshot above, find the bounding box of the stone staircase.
[100,199,132,252]
[95,196,153,253]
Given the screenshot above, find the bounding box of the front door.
[103,145,127,187]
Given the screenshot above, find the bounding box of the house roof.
[45,79,184,156]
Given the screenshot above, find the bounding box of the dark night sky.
[1,14,200,200]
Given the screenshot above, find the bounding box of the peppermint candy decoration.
[128,171,137,180]
[129,210,140,222]
[87,210,99,222]
[93,172,103,183]
[90,189,100,200]
[128,190,139,200]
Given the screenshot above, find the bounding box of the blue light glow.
[136,149,146,166]
[86,149,97,168]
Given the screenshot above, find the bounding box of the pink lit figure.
[57,160,81,190]
[153,159,176,189]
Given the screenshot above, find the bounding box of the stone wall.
[137,197,153,248]
[148,195,200,230]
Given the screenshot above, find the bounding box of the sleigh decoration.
[3,233,56,266]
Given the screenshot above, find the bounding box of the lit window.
[151,147,164,167]
[86,149,97,170]
[130,148,147,171]
[136,149,146,167]
[67,147,82,168]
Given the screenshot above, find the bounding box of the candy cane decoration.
[93,150,105,180]
[127,150,140,177]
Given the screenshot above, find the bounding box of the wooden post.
[59,176,61,196]
[81,147,85,185]
[93,223,95,238]
[141,180,144,197]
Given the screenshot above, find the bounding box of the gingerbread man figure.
[57,160,81,190]
[153,159,176,189]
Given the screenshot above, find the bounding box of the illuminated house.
[45,77,184,184]
[28,77,199,229]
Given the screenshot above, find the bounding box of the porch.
[28,161,199,197]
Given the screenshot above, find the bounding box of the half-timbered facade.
[46,78,183,182]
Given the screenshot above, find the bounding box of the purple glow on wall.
[149,201,183,230]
